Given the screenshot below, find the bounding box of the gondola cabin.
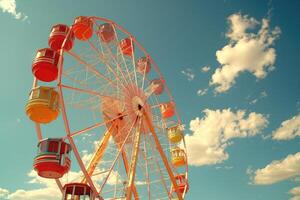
[63,183,95,200]
[160,102,175,118]
[72,16,93,41]
[150,79,164,95]
[32,48,61,82]
[172,174,189,194]
[136,56,151,74]
[98,23,116,43]
[171,148,186,167]
[33,138,71,179]
[25,86,59,124]
[49,24,74,51]
[120,38,134,56]
[167,125,184,143]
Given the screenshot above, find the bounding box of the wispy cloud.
[197,88,208,96]
[181,68,195,81]
[249,91,268,105]
[0,0,27,20]
[210,13,281,93]
[201,66,211,73]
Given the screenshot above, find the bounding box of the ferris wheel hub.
[131,96,144,117]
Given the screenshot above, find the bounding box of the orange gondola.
[171,148,187,167]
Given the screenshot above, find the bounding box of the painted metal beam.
[126,119,142,200]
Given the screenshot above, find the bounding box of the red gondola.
[172,174,189,194]
[120,38,134,56]
[32,48,61,82]
[150,79,164,95]
[63,183,95,200]
[98,23,116,43]
[33,138,71,179]
[160,102,175,118]
[48,24,74,51]
[136,56,151,74]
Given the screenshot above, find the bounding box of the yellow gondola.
[25,86,59,123]
[167,125,184,143]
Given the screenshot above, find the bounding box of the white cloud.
[197,88,208,96]
[6,171,61,200]
[201,66,211,73]
[251,152,300,185]
[0,188,9,199]
[181,68,195,81]
[272,115,300,140]
[290,186,300,200]
[0,0,27,20]
[185,109,268,166]
[210,13,281,93]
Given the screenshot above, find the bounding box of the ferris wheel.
[25,16,189,200]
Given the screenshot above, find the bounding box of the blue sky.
[0,0,300,199]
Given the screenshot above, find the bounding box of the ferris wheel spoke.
[66,51,118,89]
[110,25,135,87]
[129,37,138,87]
[102,42,131,87]
[62,71,90,88]
[92,21,131,88]
[98,116,139,195]
[60,83,119,101]
[87,39,128,90]
[64,114,126,139]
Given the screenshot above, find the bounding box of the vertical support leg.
[121,150,139,200]
[126,119,142,200]
[82,127,113,184]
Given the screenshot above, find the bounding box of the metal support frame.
[126,119,142,200]
[81,126,113,184]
